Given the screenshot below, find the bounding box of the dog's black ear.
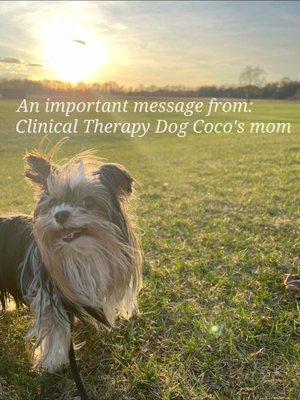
[98,163,134,200]
[24,151,53,189]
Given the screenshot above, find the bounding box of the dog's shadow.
[0,307,39,399]
[0,307,74,400]
[0,307,146,400]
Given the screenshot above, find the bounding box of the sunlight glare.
[41,14,108,83]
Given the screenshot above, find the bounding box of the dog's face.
[24,151,141,325]
[25,152,133,247]
[35,182,108,246]
[33,164,131,250]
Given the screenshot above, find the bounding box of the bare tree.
[239,66,266,87]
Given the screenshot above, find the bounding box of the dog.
[0,146,142,398]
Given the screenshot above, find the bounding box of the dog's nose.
[54,210,70,224]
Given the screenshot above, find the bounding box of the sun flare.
[41,15,108,83]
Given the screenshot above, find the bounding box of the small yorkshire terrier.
[0,144,142,398]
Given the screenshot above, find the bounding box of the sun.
[41,15,108,83]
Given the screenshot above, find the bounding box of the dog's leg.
[69,338,89,400]
[0,292,6,312]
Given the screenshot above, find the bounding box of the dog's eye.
[82,197,95,209]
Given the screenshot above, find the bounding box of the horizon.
[0,75,299,90]
[0,1,300,86]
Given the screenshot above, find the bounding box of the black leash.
[69,337,89,400]
[66,306,110,400]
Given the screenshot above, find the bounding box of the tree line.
[0,78,299,99]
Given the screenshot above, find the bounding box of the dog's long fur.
[0,149,142,372]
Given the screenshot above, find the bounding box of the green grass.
[0,99,299,400]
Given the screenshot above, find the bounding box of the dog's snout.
[54,210,70,224]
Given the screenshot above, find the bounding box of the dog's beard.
[34,213,141,326]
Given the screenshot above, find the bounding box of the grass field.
[0,99,299,400]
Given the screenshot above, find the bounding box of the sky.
[0,1,299,87]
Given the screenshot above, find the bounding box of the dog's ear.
[98,163,134,200]
[24,151,54,190]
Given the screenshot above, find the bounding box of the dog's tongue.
[61,228,82,242]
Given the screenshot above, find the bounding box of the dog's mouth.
[60,228,85,242]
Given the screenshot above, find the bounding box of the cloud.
[0,57,43,68]
[27,63,43,67]
[73,39,86,46]
[0,56,22,64]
